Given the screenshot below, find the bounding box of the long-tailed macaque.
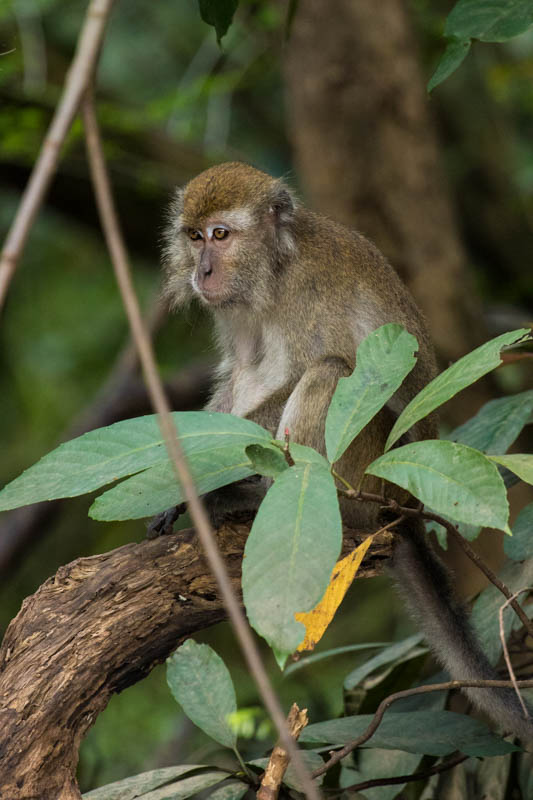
[162,161,533,740]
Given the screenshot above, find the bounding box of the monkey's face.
[162,163,297,312]
[184,212,257,308]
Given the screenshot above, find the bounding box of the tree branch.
[312,677,533,779]
[0,525,387,800]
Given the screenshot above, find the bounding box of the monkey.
[160,161,533,741]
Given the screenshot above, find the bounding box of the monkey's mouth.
[196,287,234,307]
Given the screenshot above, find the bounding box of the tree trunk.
[284,0,482,365]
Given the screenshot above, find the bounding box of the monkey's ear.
[269,182,296,225]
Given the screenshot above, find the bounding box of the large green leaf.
[325,324,418,462]
[489,454,533,486]
[445,0,533,42]
[449,390,533,454]
[299,711,518,757]
[0,412,270,512]
[242,462,342,661]
[90,452,253,520]
[167,640,237,750]
[366,440,510,533]
[82,766,220,799]
[504,502,533,561]
[385,329,529,450]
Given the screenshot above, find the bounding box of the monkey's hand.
[146,503,187,539]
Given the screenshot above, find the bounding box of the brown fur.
[162,163,533,740]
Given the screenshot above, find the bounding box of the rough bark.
[0,523,390,800]
[284,0,483,365]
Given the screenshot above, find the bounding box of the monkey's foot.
[146,503,187,539]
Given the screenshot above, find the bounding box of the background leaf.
[299,711,518,757]
[242,463,342,660]
[449,390,533,454]
[198,0,239,43]
[343,634,425,691]
[445,0,533,42]
[385,329,529,450]
[167,641,237,750]
[325,324,418,462]
[367,440,510,532]
[82,766,213,799]
[472,557,533,664]
[504,502,533,561]
[489,454,533,485]
[0,412,270,512]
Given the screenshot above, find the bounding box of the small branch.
[81,91,319,800]
[257,704,309,800]
[499,589,532,721]
[0,0,116,313]
[311,677,533,778]
[338,751,469,794]
[283,428,295,467]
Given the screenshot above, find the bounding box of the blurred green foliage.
[1,0,533,793]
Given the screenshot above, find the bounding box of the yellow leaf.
[295,536,375,652]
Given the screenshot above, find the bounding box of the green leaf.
[340,750,422,799]
[489,454,533,486]
[428,37,471,92]
[198,0,238,43]
[90,453,253,521]
[325,324,418,462]
[81,766,219,799]
[299,711,518,757]
[206,782,248,800]
[445,0,533,42]
[250,751,324,791]
[139,772,227,800]
[505,502,533,561]
[343,634,426,691]
[367,440,510,533]
[242,463,342,659]
[450,390,533,454]
[283,642,393,677]
[0,412,270,512]
[167,640,237,749]
[246,440,329,479]
[472,557,533,663]
[385,329,530,450]
[245,443,288,478]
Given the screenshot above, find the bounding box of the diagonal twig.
[0,0,116,313]
[81,87,320,800]
[499,588,532,721]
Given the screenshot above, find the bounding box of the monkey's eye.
[188,230,203,241]
[213,228,229,240]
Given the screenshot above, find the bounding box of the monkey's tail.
[390,520,533,742]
